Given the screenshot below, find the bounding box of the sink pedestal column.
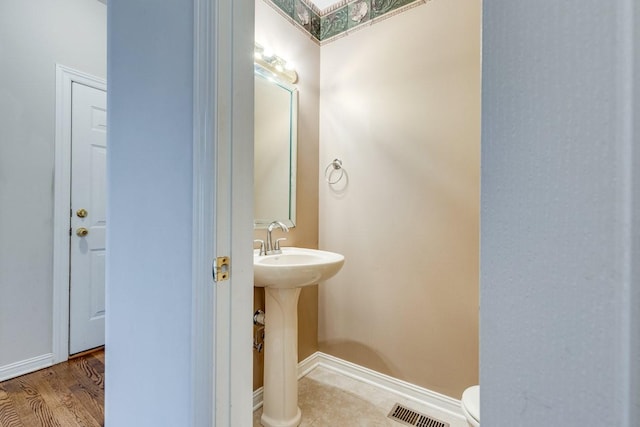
[261,287,302,427]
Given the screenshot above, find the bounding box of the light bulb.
[262,47,274,58]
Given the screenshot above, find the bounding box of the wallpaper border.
[263,0,428,45]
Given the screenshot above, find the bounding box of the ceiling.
[308,0,343,11]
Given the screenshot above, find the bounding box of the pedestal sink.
[254,247,344,427]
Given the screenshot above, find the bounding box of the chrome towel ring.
[324,158,344,184]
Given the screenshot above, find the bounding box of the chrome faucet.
[266,220,289,254]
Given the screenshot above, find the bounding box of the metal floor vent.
[387,403,450,427]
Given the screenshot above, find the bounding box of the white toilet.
[461,385,479,427]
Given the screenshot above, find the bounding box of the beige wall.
[254,0,321,390]
[318,0,481,399]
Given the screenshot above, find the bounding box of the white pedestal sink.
[254,247,344,427]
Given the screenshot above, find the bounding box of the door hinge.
[213,256,230,282]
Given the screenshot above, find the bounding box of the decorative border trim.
[0,353,54,382]
[252,351,466,421]
[263,0,322,41]
[320,0,426,45]
[262,0,428,44]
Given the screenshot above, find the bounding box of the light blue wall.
[106,0,194,425]
[0,0,106,371]
[481,0,639,425]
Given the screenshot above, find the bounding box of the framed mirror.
[254,65,298,229]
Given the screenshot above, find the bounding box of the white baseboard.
[314,352,466,420]
[252,351,466,421]
[253,386,264,410]
[0,353,54,382]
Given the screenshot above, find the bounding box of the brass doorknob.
[76,208,88,218]
[76,227,89,237]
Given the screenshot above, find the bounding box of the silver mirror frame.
[253,64,298,229]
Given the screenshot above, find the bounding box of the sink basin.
[254,247,345,288]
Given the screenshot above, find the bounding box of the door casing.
[191,0,255,424]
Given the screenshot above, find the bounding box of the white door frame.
[52,64,107,364]
[191,0,254,424]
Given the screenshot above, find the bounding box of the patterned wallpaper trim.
[263,0,428,45]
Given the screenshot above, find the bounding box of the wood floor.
[0,351,104,427]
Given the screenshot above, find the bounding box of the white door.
[69,82,107,355]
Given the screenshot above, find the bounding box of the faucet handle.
[253,239,266,256]
[274,238,287,251]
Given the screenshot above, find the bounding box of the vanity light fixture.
[255,43,298,84]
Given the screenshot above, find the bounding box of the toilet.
[461,385,479,427]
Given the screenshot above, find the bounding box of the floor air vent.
[387,403,449,427]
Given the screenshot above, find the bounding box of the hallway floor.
[0,350,104,427]
[253,366,467,427]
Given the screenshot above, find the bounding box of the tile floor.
[253,366,468,427]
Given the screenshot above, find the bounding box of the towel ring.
[325,158,344,184]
